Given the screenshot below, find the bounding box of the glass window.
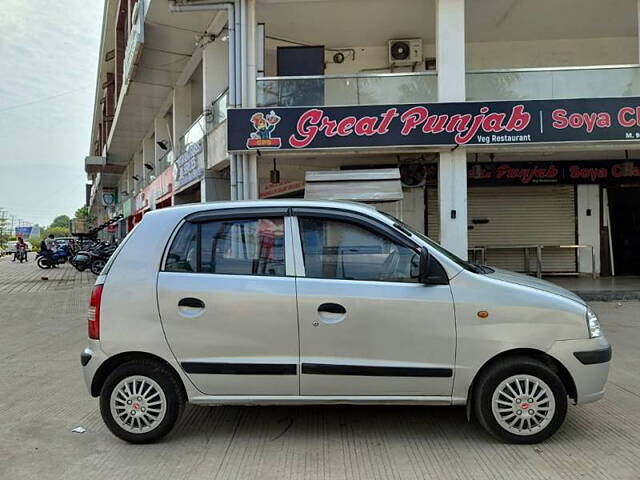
[299,217,420,282]
[165,222,197,272]
[201,218,285,276]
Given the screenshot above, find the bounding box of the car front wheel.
[99,360,185,444]
[473,356,568,444]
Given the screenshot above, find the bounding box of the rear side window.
[165,222,197,272]
[165,217,285,277]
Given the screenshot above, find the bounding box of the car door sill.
[189,395,462,406]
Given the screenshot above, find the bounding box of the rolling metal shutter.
[427,185,577,273]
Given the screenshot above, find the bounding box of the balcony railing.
[257,72,438,107]
[174,89,229,156]
[255,65,640,107]
[207,89,228,130]
[176,114,207,156]
[156,149,174,173]
[466,64,640,101]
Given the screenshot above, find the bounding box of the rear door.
[293,208,456,397]
[157,208,299,395]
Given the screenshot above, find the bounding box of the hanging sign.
[173,139,205,193]
[228,97,640,152]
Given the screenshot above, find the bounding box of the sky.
[0,0,103,227]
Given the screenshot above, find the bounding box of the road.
[1,256,639,480]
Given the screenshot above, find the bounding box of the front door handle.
[318,303,346,314]
[316,303,347,325]
[178,297,205,309]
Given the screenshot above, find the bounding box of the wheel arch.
[466,348,578,418]
[91,351,187,400]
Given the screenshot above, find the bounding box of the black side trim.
[573,346,612,365]
[182,362,297,375]
[80,351,92,367]
[186,207,289,223]
[301,363,453,377]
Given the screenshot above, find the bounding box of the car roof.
[143,199,380,220]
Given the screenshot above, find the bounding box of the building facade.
[86,0,640,277]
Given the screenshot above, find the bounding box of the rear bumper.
[81,340,108,396]
[548,336,611,405]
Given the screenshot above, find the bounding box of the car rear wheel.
[99,360,185,444]
[473,356,568,444]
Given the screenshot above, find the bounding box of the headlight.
[586,308,602,338]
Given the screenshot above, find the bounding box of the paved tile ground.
[1,256,640,480]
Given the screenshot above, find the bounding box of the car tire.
[99,360,185,444]
[473,356,568,444]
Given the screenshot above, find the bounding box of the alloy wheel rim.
[491,374,556,436]
[110,375,167,434]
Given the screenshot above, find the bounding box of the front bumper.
[81,340,108,396]
[548,336,611,404]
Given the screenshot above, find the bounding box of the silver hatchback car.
[81,200,611,444]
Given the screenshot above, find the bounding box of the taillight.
[88,284,104,339]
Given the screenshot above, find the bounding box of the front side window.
[165,217,286,276]
[299,217,419,282]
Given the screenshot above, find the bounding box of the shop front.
[228,96,640,277]
[150,165,174,209]
[425,159,640,276]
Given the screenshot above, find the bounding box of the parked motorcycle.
[70,242,116,275]
[36,245,72,269]
[15,245,27,263]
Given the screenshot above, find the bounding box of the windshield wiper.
[471,263,494,274]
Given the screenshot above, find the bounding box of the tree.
[75,206,90,220]
[50,215,71,229]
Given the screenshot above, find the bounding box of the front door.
[293,211,456,396]
[158,211,299,395]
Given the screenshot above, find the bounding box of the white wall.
[467,36,637,69]
[202,37,229,107]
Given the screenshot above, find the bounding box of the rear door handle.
[318,303,346,314]
[178,297,205,309]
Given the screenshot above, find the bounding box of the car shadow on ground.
[168,404,485,444]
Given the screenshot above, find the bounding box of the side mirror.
[418,247,431,284]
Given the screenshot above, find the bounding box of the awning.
[304,168,404,203]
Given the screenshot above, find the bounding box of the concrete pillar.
[438,151,468,259]
[133,151,143,193]
[436,0,465,102]
[436,0,467,259]
[173,84,192,152]
[142,135,156,182]
[153,117,170,162]
[201,173,231,202]
[577,184,601,275]
[245,0,258,199]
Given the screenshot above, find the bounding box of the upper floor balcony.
[256,64,640,108]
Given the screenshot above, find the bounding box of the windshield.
[378,210,489,274]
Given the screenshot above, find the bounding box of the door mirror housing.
[418,247,431,284]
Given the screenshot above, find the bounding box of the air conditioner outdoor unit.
[388,38,423,66]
